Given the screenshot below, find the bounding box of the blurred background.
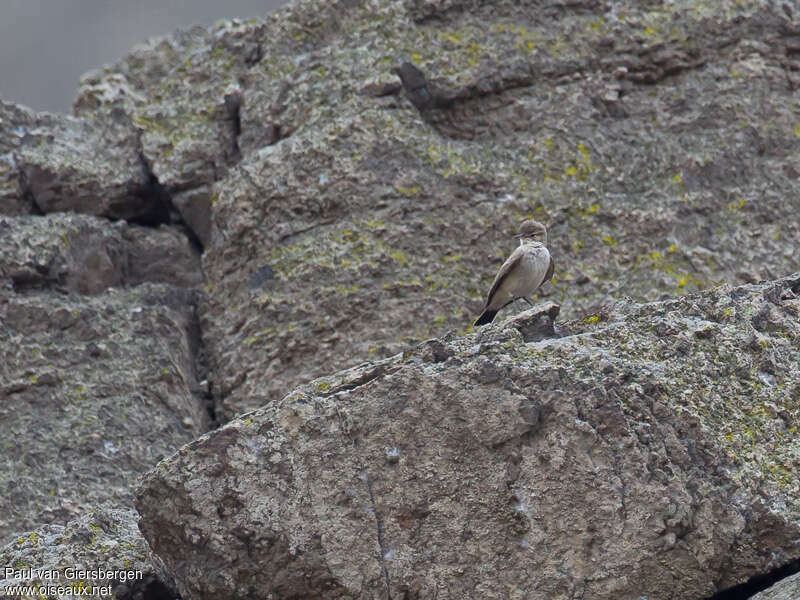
[0,0,285,114]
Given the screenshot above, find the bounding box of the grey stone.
[135,0,796,419]
[1,0,799,595]
[135,273,800,600]
[0,508,175,600]
[750,572,800,600]
[0,213,202,294]
[42,0,799,421]
[171,185,212,249]
[0,102,35,215]
[0,101,165,222]
[0,283,209,541]
[500,302,561,342]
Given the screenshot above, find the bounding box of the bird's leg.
[522,297,534,307]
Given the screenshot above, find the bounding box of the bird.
[474,220,554,326]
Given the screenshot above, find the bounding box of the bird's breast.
[510,247,550,296]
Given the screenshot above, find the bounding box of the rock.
[500,302,560,342]
[171,185,212,249]
[751,572,800,600]
[73,26,242,194]
[0,508,176,600]
[393,62,458,111]
[0,283,209,540]
[81,0,791,419]
[135,273,800,600]
[116,222,203,290]
[0,101,167,223]
[0,213,202,294]
[0,102,35,215]
[1,0,799,594]
[4,2,799,418]
[72,26,249,244]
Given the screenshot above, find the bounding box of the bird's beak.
[513,233,523,239]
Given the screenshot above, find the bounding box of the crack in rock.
[362,471,393,600]
[335,406,393,599]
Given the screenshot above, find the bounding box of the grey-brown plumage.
[474,220,554,326]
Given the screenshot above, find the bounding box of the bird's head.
[515,219,548,245]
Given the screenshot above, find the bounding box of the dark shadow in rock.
[223,90,243,163]
[706,558,800,600]
[110,152,172,228]
[114,575,180,600]
[135,151,205,254]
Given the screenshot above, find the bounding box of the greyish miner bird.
[474,220,554,326]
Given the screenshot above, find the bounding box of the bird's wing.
[484,247,523,307]
[543,253,554,285]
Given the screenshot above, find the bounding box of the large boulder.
[0,143,207,542]
[135,273,800,599]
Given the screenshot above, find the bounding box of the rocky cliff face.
[1,0,799,598]
[59,0,800,421]
[135,274,800,600]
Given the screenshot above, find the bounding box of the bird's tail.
[473,308,498,327]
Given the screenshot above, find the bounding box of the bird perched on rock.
[474,220,554,326]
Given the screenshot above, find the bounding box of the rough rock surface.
[0,213,202,294]
[1,0,799,595]
[0,102,35,215]
[1,97,208,545]
[751,571,800,600]
[0,101,167,223]
[0,282,209,541]
[135,273,800,600]
[0,508,175,600]
[68,0,800,419]
[3,1,797,419]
